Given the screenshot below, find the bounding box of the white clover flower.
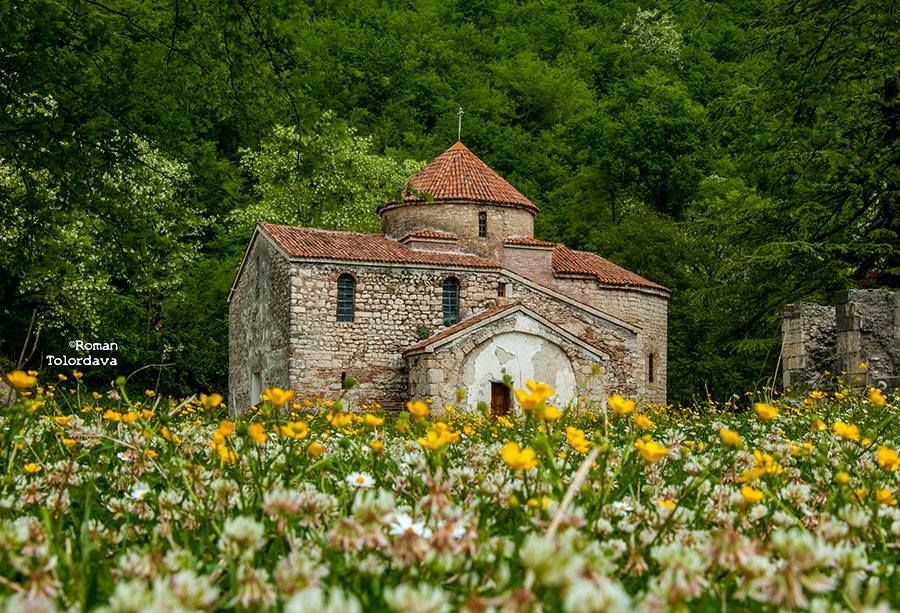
[164,570,220,610]
[273,550,327,594]
[519,533,582,588]
[107,579,154,613]
[564,575,631,613]
[219,516,266,558]
[284,586,362,613]
[383,582,449,613]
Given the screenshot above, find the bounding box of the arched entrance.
[460,331,577,411]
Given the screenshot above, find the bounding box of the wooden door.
[491,382,510,416]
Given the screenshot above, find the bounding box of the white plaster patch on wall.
[461,330,577,408]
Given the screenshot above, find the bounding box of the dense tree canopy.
[1,0,896,402]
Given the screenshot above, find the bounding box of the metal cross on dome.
[457,107,464,141]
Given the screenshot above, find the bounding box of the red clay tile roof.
[552,246,669,292]
[260,223,497,269]
[258,223,666,292]
[504,237,556,248]
[404,302,521,354]
[400,229,459,241]
[400,142,538,213]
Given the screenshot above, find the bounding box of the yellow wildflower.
[6,370,37,391]
[52,415,71,426]
[738,450,784,483]
[24,463,41,474]
[635,438,668,464]
[540,405,563,421]
[121,412,139,424]
[160,426,181,444]
[608,394,636,416]
[500,442,538,471]
[370,440,384,453]
[266,387,294,407]
[514,380,556,412]
[289,421,309,438]
[217,421,235,437]
[719,428,742,447]
[566,427,590,453]
[497,415,514,429]
[407,400,430,420]
[835,471,851,485]
[753,403,778,420]
[876,488,897,506]
[740,485,764,504]
[327,412,354,428]
[248,423,267,445]
[72,370,83,381]
[364,414,384,427]
[200,393,224,410]
[418,422,460,451]
[789,442,814,457]
[103,409,122,422]
[868,388,887,408]
[877,446,900,472]
[811,418,826,431]
[216,445,237,464]
[307,441,326,457]
[62,438,76,448]
[657,498,676,510]
[634,414,654,429]
[144,390,155,397]
[832,421,860,442]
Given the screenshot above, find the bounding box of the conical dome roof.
[401,142,537,212]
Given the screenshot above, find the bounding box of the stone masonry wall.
[545,277,669,403]
[380,202,535,258]
[781,289,899,389]
[781,303,836,388]
[835,290,900,386]
[228,236,292,413]
[286,262,645,409]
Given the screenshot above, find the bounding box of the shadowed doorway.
[490,381,511,416]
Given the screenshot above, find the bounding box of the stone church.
[228,142,669,413]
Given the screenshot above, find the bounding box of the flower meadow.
[1,371,899,612]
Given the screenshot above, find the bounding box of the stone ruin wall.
[782,289,900,389]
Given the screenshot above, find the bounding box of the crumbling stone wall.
[836,290,900,387]
[781,303,837,387]
[781,289,899,389]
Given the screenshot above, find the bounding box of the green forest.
[1,0,897,403]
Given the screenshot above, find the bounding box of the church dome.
[399,142,538,213]
[380,142,537,258]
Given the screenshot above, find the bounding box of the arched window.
[478,211,487,238]
[336,274,355,322]
[442,277,460,325]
